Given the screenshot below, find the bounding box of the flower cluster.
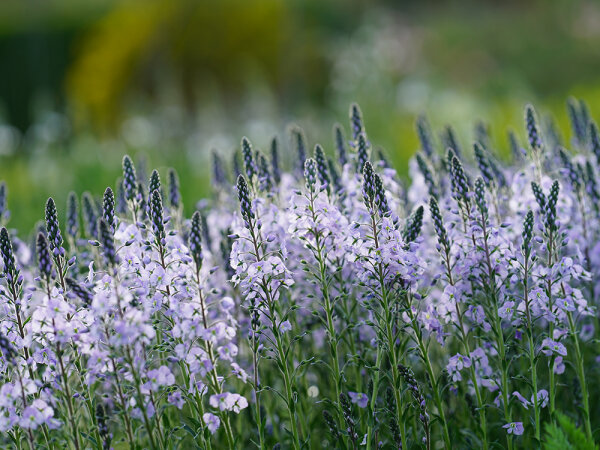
[0,98,599,449]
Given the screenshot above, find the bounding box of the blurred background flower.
[1,0,599,230]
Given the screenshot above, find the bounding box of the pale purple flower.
[203,412,220,434]
[534,389,549,408]
[503,422,524,435]
[498,301,515,320]
[540,338,567,357]
[279,320,292,333]
[145,366,175,390]
[209,393,248,413]
[348,392,369,408]
[512,391,531,409]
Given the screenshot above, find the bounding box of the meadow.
[0,99,599,448]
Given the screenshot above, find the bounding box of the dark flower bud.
[0,182,6,221]
[0,227,18,282]
[291,127,307,177]
[522,210,534,253]
[531,182,546,211]
[545,180,560,233]
[189,211,203,270]
[567,97,587,146]
[45,197,64,257]
[150,190,165,242]
[508,130,525,161]
[333,123,347,166]
[474,177,488,221]
[340,393,358,443]
[322,410,341,442]
[474,142,494,187]
[241,137,256,181]
[362,161,376,209]
[584,161,599,204]
[103,187,116,231]
[374,174,391,217]
[376,148,390,169]
[211,151,227,187]
[122,155,137,201]
[220,230,235,280]
[66,277,94,306]
[137,182,147,221]
[304,158,317,192]
[398,364,429,428]
[116,178,127,215]
[442,125,461,157]
[168,168,181,210]
[558,148,581,192]
[99,218,117,267]
[314,144,330,192]
[349,103,365,141]
[474,120,490,150]
[356,132,370,173]
[0,332,16,365]
[590,122,600,165]
[237,175,255,225]
[82,192,98,239]
[416,114,434,158]
[36,233,52,280]
[257,152,272,193]
[149,169,161,196]
[327,158,344,197]
[416,153,437,198]
[270,137,281,185]
[450,156,470,203]
[95,404,111,450]
[66,191,79,239]
[525,104,543,151]
[403,205,424,243]
[429,196,449,251]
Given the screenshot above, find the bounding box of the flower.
[348,392,369,408]
[145,366,175,390]
[203,413,220,434]
[503,422,524,435]
[540,339,568,357]
[209,393,248,413]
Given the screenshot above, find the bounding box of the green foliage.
[543,412,597,450]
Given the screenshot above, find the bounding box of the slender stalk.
[479,212,512,450]
[567,308,592,440]
[306,190,344,428]
[441,245,488,448]
[364,214,407,450]
[522,252,541,441]
[247,215,301,449]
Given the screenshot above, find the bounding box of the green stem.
[567,311,592,440]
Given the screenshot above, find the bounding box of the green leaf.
[543,412,596,450]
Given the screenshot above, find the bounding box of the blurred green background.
[1,0,600,231]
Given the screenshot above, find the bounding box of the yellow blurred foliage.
[66,0,290,129]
